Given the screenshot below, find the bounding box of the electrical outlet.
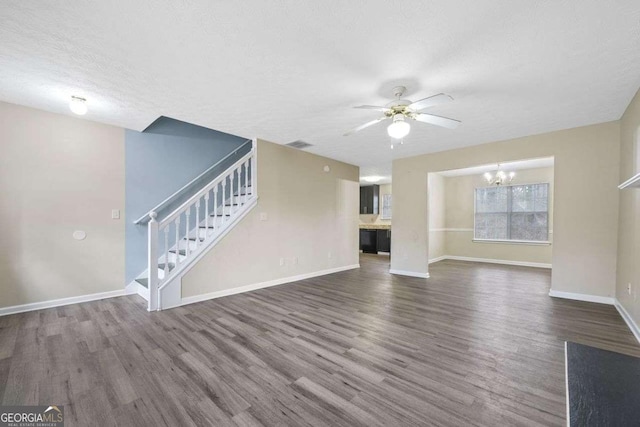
[260,212,268,221]
[628,283,632,296]
[111,209,120,219]
[293,257,298,265]
[279,258,285,266]
[328,251,332,259]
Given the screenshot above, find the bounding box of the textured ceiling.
[1,1,639,181]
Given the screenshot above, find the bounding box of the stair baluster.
[195,200,201,248]
[174,217,181,266]
[185,205,191,257]
[204,191,210,236]
[163,226,169,276]
[243,160,249,205]
[221,180,227,223]
[229,171,234,217]
[213,184,218,230]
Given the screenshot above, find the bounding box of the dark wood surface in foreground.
[567,342,640,426]
[1,255,638,426]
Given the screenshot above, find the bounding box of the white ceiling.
[1,1,639,181]
[437,157,554,177]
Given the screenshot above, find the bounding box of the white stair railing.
[146,140,257,311]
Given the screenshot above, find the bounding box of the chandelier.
[484,165,515,186]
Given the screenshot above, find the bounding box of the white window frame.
[473,182,551,245]
[381,194,392,219]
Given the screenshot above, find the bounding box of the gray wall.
[125,117,247,284]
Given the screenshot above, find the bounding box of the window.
[381,194,392,219]
[474,183,549,243]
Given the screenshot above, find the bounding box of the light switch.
[111,209,120,219]
[260,212,268,221]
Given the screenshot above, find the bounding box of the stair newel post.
[251,140,257,197]
[204,191,210,237]
[148,211,159,312]
[213,185,219,230]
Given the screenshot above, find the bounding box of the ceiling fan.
[344,86,461,140]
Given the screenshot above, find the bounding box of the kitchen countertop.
[359,224,391,230]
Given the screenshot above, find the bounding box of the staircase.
[133,139,257,311]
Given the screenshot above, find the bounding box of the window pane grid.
[474,183,549,242]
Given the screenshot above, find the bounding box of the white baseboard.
[428,256,447,264]
[389,269,430,279]
[126,280,149,301]
[0,289,126,317]
[548,290,615,305]
[564,342,570,426]
[614,299,640,344]
[181,264,360,307]
[443,255,551,269]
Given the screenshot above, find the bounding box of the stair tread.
[158,262,176,270]
[135,277,148,288]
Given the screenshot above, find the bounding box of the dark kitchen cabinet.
[377,229,391,252]
[359,229,377,253]
[360,185,379,214]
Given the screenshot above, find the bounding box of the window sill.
[472,239,552,246]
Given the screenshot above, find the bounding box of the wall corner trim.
[548,290,615,305]
[181,264,361,307]
[0,289,126,317]
[614,299,640,344]
[389,269,430,279]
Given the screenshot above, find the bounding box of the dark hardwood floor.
[1,254,638,426]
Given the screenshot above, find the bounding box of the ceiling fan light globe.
[387,120,410,139]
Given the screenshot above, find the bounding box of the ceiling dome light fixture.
[387,114,410,139]
[69,96,88,115]
[484,164,515,186]
[362,176,383,183]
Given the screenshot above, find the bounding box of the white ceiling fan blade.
[413,113,461,129]
[343,117,388,136]
[354,105,391,113]
[407,93,453,111]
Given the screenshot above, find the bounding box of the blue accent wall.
[125,117,247,284]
